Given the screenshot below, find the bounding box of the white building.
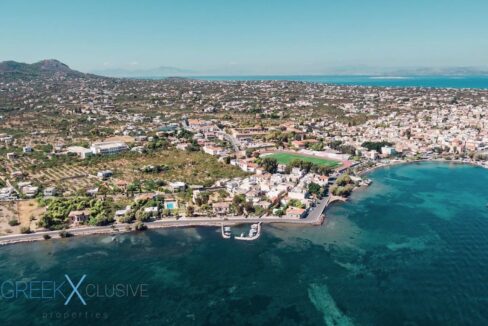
[90,142,128,155]
[67,146,93,159]
[169,181,186,192]
[381,146,397,156]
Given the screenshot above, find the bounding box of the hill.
[0,59,87,78]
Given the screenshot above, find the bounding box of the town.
[1,60,488,243]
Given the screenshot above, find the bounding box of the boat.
[221,224,232,239]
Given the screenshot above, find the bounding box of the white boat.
[221,224,232,239]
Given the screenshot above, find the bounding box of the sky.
[1,0,487,75]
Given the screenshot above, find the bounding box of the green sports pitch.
[265,152,341,167]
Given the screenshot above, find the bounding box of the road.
[303,195,329,223]
[0,201,330,245]
[222,132,240,152]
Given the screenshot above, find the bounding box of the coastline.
[1,159,486,247]
[358,158,488,177]
[0,212,327,247]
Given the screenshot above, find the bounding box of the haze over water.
[1,162,488,325]
[193,75,488,89]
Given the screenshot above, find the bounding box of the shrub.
[336,174,352,186]
[134,221,147,231]
[119,213,135,223]
[43,234,51,240]
[59,230,73,238]
[20,226,31,234]
[8,219,20,227]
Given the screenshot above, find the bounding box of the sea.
[191,75,488,89]
[1,162,488,325]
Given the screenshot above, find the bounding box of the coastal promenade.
[0,196,330,246]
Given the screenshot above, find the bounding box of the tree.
[127,181,142,194]
[288,199,305,209]
[308,142,324,151]
[59,230,73,238]
[136,210,152,222]
[339,145,356,155]
[259,157,278,173]
[119,212,135,223]
[186,206,195,217]
[98,184,110,199]
[331,184,354,197]
[134,221,147,231]
[244,201,255,214]
[186,140,200,152]
[328,140,343,150]
[361,141,393,152]
[275,209,284,217]
[336,174,352,186]
[232,194,245,206]
[245,148,255,158]
[308,182,322,197]
[230,194,246,215]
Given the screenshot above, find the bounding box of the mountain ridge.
[0,59,87,78]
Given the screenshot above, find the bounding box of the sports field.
[265,152,341,167]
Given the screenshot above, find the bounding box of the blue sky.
[1,0,487,74]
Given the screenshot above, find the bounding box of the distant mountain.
[93,66,195,78]
[0,59,86,78]
[324,66,488,76]
[388,67,488,76]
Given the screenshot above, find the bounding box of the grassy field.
[266,152,341,168]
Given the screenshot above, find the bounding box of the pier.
[221,222,262,241]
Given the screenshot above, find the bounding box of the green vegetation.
[257,157,278,173]
[288,199,305,209]
[59,230,73,238]
[231,194,255,215]
[265,153,340,168]
[38,196,115,230]
[336,174,352,186]
[287,159,334,176]
[8,219,20,227]
[94,150,247,187]
[134,221,147,231]
[306,142,324,151]
[361,141,393,152]
[186,205,195,217]
[330,174,355,197]
[308,182,323,197]
[331,184,354,197]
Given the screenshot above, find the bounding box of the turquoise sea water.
[1,162,488,325]
[192,75,488,89]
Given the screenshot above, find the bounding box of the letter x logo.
[64,274,87,305]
